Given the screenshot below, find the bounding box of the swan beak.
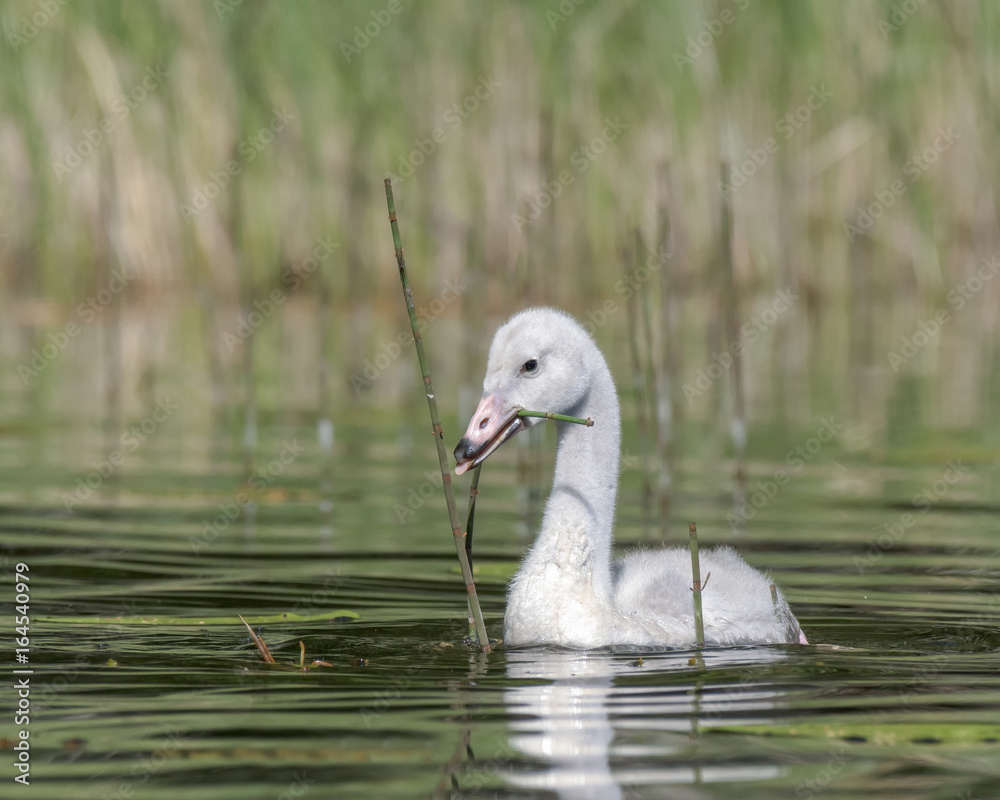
[453,394,524,476]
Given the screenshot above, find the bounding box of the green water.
[4,395,1000,799]
[4,1,1000,794]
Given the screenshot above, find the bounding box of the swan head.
[454,307,596,475]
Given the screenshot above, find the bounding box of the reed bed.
[2,0,999,467]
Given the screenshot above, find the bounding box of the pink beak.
[453,394,524,475]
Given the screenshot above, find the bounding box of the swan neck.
[545,362,621,545]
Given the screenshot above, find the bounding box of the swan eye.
[521,359,538,374]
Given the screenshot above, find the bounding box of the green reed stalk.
[384,179,490,652]
[655,164,677,537]
[689,522,705,648]
[623,235,653,535]
[516,410,593,426]
[464,464,482,640]
[720,162,746,492]
[635,230,662,497]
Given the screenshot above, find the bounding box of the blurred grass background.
[1,0,998,467]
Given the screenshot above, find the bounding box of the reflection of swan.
[505,651,623,800]
[503,649,788,798]
[454,308,806,648]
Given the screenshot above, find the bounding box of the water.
[5,401,999,800]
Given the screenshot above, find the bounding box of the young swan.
[454,307,807,648]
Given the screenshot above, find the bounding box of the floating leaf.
[37,609,360,627]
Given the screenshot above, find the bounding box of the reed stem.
[653,172,676,537]
[465,464,482,640]
[635,231,662,498]
[384,179,490,652]
[720,162,747,495]
[624,234,653,535]
[689,521,705,648]
[516,409,594,426]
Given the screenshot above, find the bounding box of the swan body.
[454,307,806,649]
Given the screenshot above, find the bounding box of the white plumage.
[454,307,806,648]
